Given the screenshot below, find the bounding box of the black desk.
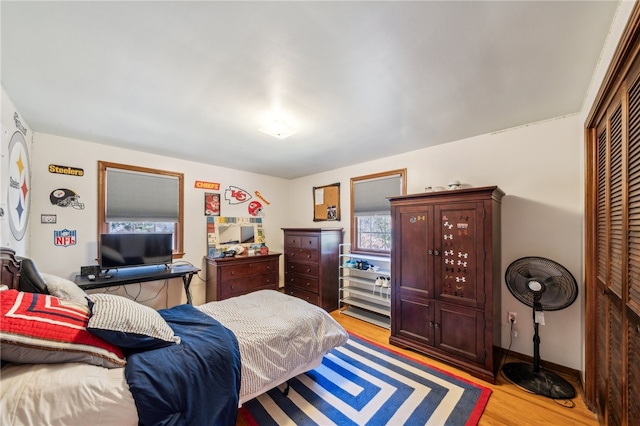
[74,264,200,305]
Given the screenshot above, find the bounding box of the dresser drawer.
[285,261,318,278]
[284,285,319,305]
[284,235,319,249]
[284,248,319,262]
[220,260,278,281]
[220,273,278,297]
[284,272,319,293]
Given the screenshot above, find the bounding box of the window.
[98,161,184,258]
[350,169,406,254]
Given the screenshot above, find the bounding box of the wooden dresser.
[388,186,503,383]
[204,253,281,302]
[282,228,342,311]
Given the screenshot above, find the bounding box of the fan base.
[502,362,576,399]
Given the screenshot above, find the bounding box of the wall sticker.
[254,190,271,205]
[194,180,220,190]
[248,200,263,217]
[49,188,85,209]
[54,229,77,247]
[7,130,30,241]
[48,164,84,177]
[14,112,27,136]
[224,185,252,204]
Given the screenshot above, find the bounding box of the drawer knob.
[306,255,311,259]
[306,282,310,286]
[306,268,311,273]
[231,271,235,275]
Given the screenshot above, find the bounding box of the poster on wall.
[7,130,31,240]
[205,192,220,216]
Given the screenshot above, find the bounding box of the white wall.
[1,87,34,257]
[28,133,290,307]
[288,114,584,370]
[285,0,638,374]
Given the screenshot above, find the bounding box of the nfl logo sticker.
[54,229,77,247]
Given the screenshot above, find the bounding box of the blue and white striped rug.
[239,333,491,426]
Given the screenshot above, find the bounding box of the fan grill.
[505,257,578,311]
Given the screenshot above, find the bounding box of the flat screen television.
[100,233,173,270]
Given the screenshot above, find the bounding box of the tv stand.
[75,264,200,305]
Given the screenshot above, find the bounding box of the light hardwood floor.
[238,311,599,425]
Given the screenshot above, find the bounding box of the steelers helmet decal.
[50,188,85,210]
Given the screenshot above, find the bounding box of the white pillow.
[41,273,88,306]
[86,293,181,350]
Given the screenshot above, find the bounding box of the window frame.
[98,161,184,259]
[350,169,406,254]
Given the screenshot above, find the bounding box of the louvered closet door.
[625,66,640,425]
[591,55,640,426]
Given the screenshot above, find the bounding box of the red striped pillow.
[0,289,125,368]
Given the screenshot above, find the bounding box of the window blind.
[353,175,402,216]
[106,168,179,222]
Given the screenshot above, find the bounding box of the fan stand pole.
[533,303,541,373]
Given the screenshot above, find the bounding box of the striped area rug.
[238,333,491,426]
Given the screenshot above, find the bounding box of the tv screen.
[100,233,173,269]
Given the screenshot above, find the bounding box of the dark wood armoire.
[388,186,503,383]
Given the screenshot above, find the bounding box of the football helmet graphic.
[248,200,263,217]
[50,188,85,209]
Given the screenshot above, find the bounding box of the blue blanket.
[124,304,241,426]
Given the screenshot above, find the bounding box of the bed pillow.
[0,289,126,368]
[86,293,181,351]
[41,273,88,306]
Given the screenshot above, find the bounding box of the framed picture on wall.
[205,192,220,216]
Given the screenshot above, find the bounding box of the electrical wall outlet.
[508,311,517,324]
[512,330,518,338]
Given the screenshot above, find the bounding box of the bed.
[0,248,349,425]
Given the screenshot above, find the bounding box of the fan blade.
[505,256,578,311]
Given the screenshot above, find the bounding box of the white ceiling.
[1,1,620,179]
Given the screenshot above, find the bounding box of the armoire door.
[435,301,485,363]
[391,204,434,344]
[392,204,434,299]
[434,202,485,310]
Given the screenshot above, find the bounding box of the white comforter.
[0,290,348,425]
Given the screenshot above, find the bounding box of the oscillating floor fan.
[503,256,579,399]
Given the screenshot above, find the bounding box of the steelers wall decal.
[7,131,30,241]
[49,188,85,209]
